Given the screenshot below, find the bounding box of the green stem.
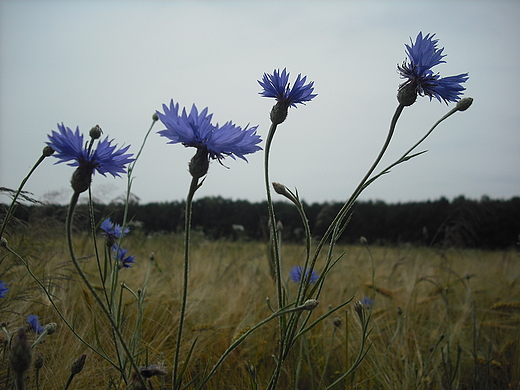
[264,122,289,390]
[65,191,145,388]
[311,104,405,280]
[264,122,283,310]
[197,302,312,390]
[0,152,47,239]
[361,106,459,191]
[173,176,199,390]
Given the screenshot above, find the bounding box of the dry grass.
[1,228,519,389]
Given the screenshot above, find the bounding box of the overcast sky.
[1,0,519,206]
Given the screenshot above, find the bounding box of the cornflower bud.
[354,300,364,323]
[9,328,32,375]
[34,352,44,370]
[42,146,55,157]
[89,125,102,140]
[44,323,57,335]
[301,299,319,311]
[456,97,473,111]
[71,354,87,375]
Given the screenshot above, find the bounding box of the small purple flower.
[0,281,8,298]
[398,32,468,104]
[157,100,262,163]
[258,68,317,108]
[47,124,134,192]
[113,246,135,269]
[362,297,374,308]
[27,314,45,335]
[100,217,129,244]
[289,265,319,284]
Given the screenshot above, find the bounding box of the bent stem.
[65,191,145,388]
[362,105,461,191]
[173,176,200,390]
[312,104,405,275]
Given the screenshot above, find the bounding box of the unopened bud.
[34,352,44,370]
[272,182,297,203]
[332,316,342,328]
[149,252,155,262]
[276,220,283,232]
[360,236,368,245]
[301,299,319,311]
[354,300,364,323]
[71,354,86,375]
[44,323,57,335]
[42,146,55,157]
[456,97,473,111]
[89,125,102,140]
[9,328,32,374]
[0,237,7,248]
[152,112,159,121]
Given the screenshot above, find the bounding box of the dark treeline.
[4,195,520,249]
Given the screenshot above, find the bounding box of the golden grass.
[1,229,519,389]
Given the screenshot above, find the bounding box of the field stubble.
[1,229,519,389]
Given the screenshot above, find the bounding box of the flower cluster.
[46,124,134,193]
[289,265,319,284]
[157,100,262,178]
[398,32,468,105]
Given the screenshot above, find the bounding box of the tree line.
[4,195,520,249]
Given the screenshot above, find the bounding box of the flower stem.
[263,121,288,390]
[264,122,283,309]
[173,176,199,390]
[0,152,47,239]
[65,191,145,388]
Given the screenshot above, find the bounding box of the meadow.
[1,225,518,389]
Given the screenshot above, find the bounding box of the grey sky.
[1,0,519,205]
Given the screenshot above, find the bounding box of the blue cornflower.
[47,124,135,193]
[113,245,135,269]
[100,217,129,246]
[289,265,319,284]
[258,68,317,108]
[362,296,374,308]
[157,100,262,177]
[0,281,8,298]
[27,314,45,335]
[398,32,468,105]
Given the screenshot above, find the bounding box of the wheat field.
[1,226,519,389]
